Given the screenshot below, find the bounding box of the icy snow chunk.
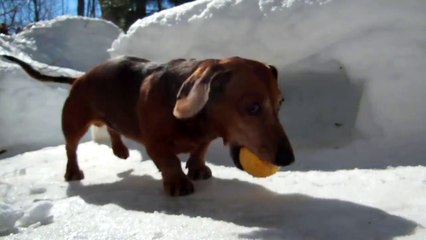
[17,201,53,227]
[0,202,24,234]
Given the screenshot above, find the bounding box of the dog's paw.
[112,147,129,159]
[163,175,194,196]
[187,165,212,181]
[112,145,129,159]
[64,169,84,181]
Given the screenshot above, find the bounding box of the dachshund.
[2,55,294,196]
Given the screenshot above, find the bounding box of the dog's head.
[173,57,294,169]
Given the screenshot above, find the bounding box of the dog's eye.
[246,102,262,115]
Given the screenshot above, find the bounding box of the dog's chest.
[171,116,214,153]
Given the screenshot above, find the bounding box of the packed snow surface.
[1,143,425,239]
[1,0,426,239]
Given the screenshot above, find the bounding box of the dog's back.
[68,56,205,139]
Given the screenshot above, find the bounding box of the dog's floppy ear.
[173,64,231,119]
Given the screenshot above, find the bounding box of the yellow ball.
[239,147,279,178]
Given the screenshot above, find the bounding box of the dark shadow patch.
[279,58,364,149]
[67,173,419,239]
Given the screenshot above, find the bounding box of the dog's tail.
[1,55,76,84]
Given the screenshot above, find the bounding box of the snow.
[17,201,53,227]
[3,16,122,71]
[0,203,23,235]
[0,16,118,158]
[111,0,426,142]
[1,143,425,239]
[1,0,426,239]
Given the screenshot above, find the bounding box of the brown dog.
[2,55,294,196]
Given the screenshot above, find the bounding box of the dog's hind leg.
[61,97,92,181]
[186,142,212,180]
[107,127,129,159]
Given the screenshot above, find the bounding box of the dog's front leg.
[186,142,212,180]
[147,146,194,196]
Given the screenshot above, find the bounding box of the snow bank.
[1,0,425,170]
[0,16,121,158]
[0,67,71,158]
[2,16,121,71]
[111,0,426,145]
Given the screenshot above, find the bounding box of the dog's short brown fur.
[3,55,294,196]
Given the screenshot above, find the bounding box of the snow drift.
[0,1,424,165]
[1,16,121,71]
[111,0,426,146]
[110,0,426,171]
[0,16,121,157]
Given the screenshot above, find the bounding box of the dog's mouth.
[230,142,295,170]
[230,144,244,170]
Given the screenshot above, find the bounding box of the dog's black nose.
[275,148,295,166]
